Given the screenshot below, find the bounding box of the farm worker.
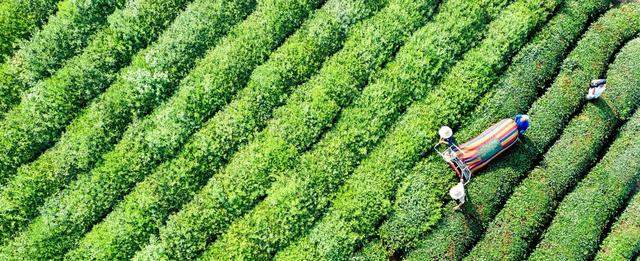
[438,126,458,151]
[435,114,529,209]
[586,79,606,100]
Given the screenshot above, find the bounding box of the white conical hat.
[439,126,453,139]
[449,182,465,200]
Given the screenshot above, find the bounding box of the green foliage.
[204,0,558,259]
[405,4,640,260]
[467,36,640,261]
[373,0,606,250]
[136,0,440,259]
[0,0,256,246]
[274,0,564,259]
[528,44,640,261]
[351,240,388,261]
[0,0,59,63]
[529,112,640,259]
[0,0,636,259]
[64,0,387,259]
[0,0,127,116]
[0,0,322,259]
[0,0,193,185]
[595,191,640,261]
[378,154,448,253]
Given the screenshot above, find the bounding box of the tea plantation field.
[0,0,639,259]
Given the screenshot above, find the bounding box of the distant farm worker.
[586,79,606,100]
[434,115,529,210]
